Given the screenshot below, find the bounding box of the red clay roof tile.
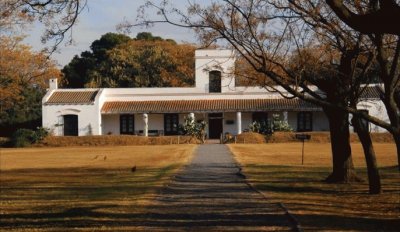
[101,99,321,113]
[45,90,99,104]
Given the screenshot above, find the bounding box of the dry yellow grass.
[1,145,195,170]
[230,142,397,167]
[0,145,196,231]
[232,132,395,144]
[229,143,400,231]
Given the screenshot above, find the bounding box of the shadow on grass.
[0,165,179,229]
[0,205,291,229]
[294,213,400,231]
[243,164,400,231]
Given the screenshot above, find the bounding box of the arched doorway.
[63,114,78,136]
[209,71,221,93]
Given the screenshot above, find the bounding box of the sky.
[24,0,198,67]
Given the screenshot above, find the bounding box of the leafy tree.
[94,40,195,87]
[90,32,132,60]
[135,32,163,41]
[62,32,195,88]
[0,36,61,136]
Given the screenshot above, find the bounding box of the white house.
[42,49,388,137]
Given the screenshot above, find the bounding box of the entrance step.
[205,139,221,144]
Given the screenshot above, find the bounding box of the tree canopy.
[0,36,61,135]
[62,32,195,88]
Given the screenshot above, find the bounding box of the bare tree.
[326,0,400,35]
[326,0,400,171]
[123,0,394,186]
[0,0,87,54]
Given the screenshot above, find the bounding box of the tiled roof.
[360,86,382,99]
[45,90,99,104]
[101,99,321,113]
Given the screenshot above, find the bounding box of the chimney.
[49,78,58,90]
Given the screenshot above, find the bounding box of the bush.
[11,129,36,147]
[33,127,50,142]
[179,115,207,143]
[11,127,50,147]
[249,114,292,135]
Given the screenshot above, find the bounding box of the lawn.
[229,142,400,231]
[0,145,196,231]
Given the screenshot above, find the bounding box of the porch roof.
[101,98,322,114]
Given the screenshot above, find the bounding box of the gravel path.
[140,144,294,231]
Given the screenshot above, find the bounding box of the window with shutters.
[164,113,179,135]
[297,112,312,132]
[120,114,134,135]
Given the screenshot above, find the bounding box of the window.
[209,71,221,93]
[252,112,268,124]
[297,112,312,132]
[164,114,179,135]
[120,114,134,135]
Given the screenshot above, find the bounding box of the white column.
[236,112,242,134]
[143,113,148,137]
[188,112,195,123]
[283,111,288,123]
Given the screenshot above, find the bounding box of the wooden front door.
[63,114,78,136]
[208,113,223,139]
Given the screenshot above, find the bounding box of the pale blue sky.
[24,0,199,67]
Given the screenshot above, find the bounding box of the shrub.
[11,129,36,147]
[271,114,292,132]
[11,127,50,147]
[179,116,207,143]
[249,114,292,135]
[249,121,272,134]
[32,127,50,142]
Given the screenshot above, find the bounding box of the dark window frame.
[252,112,268,124]
[164,113,179,135]
[297,112,313,132]
[120,114,135,135]
[209,70,222,93]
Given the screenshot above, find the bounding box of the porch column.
[188,112,195,123]
[143,113,148,137]
[283,111,288,123]
[236,112,242,134]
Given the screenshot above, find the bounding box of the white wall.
[350,100,389,133]
[195,49,236,93]
[102,114,119,135]
[135,113,164,133]
[42,104,101,136]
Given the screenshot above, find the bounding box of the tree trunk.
[394,132,400,171]
[352,115,382,194]
[324,108,359,183]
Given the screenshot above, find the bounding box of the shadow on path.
[141,144,293,231]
